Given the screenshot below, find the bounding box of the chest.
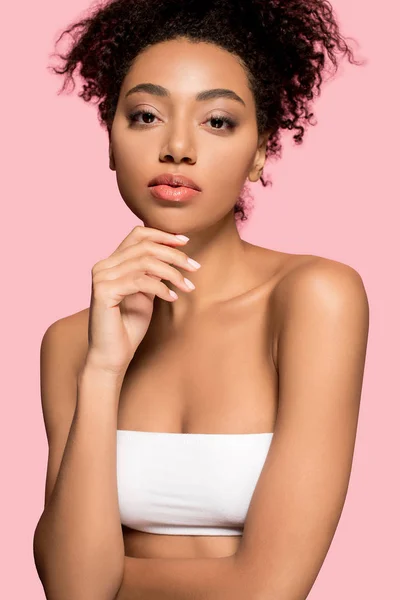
[117,294,278,434]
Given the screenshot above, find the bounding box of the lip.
[149,185,200,202]
[148,173,202,191]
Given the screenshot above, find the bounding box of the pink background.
[2,1,398,598]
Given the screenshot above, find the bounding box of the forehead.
[122,38,252,103]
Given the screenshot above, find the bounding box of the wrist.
[78,360,127,390]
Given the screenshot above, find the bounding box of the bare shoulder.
[232,256,369,597]
[271,253,369,335]
[38,307,91,508]
[43,307,90,377]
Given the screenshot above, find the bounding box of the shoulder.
[235,255,369,597]
[39,308,90,508]
[42,307,90,378]
[272,254,369,342]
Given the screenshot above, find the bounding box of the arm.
[116,555,242,600]
[33,318,126,600]
[116,259,369,600]
[232,259,369,599]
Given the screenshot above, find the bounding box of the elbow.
[33,521,124,600]
[33,523,64,600]
[33,519,48,586]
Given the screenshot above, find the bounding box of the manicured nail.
[187,258,201,269]
[175,235,190,242]
[183,277,195,290]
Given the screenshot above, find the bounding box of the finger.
[104,239,196,273]
[114,225,188,254]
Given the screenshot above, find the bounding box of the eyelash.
[127,109,237,131]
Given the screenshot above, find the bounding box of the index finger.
[114,225,189,254]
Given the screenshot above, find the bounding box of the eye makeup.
[127,108,238,131]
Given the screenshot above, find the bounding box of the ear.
[248,130,271,182]
[109,142,116,171]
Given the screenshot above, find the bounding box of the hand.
[84,225,200,376]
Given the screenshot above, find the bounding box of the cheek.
[111,116,151,169]
[202,140,255,190]
[112,135,154,192]
[113,135,144,170]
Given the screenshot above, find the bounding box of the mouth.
[149,184,200,202]
[148,173,202,191]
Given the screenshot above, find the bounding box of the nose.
[159,120,197,165]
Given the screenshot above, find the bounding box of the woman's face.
[110,37,268,233]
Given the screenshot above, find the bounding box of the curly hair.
[49,0,364,223]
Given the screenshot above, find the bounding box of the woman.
[33,1,369,599]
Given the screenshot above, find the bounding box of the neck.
[151,212,252,325]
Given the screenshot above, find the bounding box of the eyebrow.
[124,83,246,107]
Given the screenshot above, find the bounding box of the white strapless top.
[116,430,274,536]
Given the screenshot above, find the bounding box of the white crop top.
[116,430,274,536]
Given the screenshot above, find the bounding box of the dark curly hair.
[49,0,365,223]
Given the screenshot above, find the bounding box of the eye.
[206,114,237,131]
[127,109,237,131]
[128,109,160,126]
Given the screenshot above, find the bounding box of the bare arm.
[115,259,369,600]
[116,555,241,600]
[33,317,126,600]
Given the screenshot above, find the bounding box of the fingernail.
[187,258,201,269]
[175,235,190,242]
[183,277,195,290]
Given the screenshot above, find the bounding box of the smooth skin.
[107,35,291,558]
[109,37,271,323]
[36,37,369,599]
